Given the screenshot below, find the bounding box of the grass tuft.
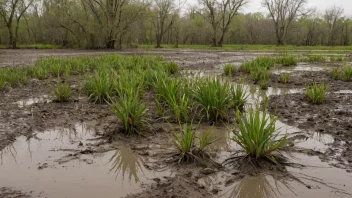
[109,95,148,135]
[84,70,113,103]
[330,68,341,80]
[52,81,71,102]
[279,73,289,83]
[229,106,287,164]
[231,84,248,110]
[306,83,329,104]
[193,77,232,122]
[172,122,214,164]
[165,62,179,75]
[342,66,352,81]
[224,64,237,76]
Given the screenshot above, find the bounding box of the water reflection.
[109,147,145,183]
[224,175,294,198]
[15,95,50,108]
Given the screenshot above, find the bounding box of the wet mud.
[1,49,352,197]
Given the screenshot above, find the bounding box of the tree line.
[0,0,351,49]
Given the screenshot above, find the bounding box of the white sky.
[242,0,352,16]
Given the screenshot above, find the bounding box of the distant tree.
[262,0,310,45]
[153,0,176,48]
[324,6,344,46]
[198,0,248,47]
[0,0,35,48]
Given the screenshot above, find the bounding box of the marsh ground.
[1,49,352,198]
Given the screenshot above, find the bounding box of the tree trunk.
[8,28,16,49]
[156,37,162,48]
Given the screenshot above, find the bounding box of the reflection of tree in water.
[108,147,144,183]
[226,175,294,198]
[0,143,17,165]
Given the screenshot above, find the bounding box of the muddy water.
[272,63,328,75]
[198,124,352,198]
[0,123,171,198]
[15,95,50,108]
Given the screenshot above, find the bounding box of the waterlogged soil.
[1,49,352,197]
[269,93,352,169]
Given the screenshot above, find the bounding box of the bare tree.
[262,0,309,45]
[153,0,175,48]
[0,0,35,48]
[199,0,247,47]
[324,6,343,46]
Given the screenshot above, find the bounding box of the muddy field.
[1,49,352,198]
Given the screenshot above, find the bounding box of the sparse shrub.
[330,68,341,80]
[342,66,352,81]
[52,81,71,102]
[231,84,248,110]
[84,70,113,103]
[226,106,288,165]
[224,64,237,76]
[279,73,289,83]
[109,95,148,135]
[306,83,329,104]
[193,77,232,121]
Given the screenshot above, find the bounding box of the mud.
[269,93,352,168]
[1,49,352,198]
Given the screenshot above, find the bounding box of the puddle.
[15,95,50,108]
[0,123,171,198]
[272,63,326,74]
[199,152,352,198]
[334,90,352,94]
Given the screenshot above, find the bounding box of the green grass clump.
[227,106,287,164]
[330,68,341,80]
[109,95,148,135]
[306,83,329,104]
[153,76,192,122]
[165,62,179,75]
[193,77,232,122]
[52,81,71,102]
[172,123,214,164]
[330,56,344,62]
[276,55,297,66]
[33,66,49,80]
[279,73,289,83]
[342,66,352,81]
[259,80,269,90]
[85,70,113,103]
[224,64,237,76]
[0,76,5,90]
[250,67,270,83]
[113,70,146,97]
[231,84,248,110]
[306,55,326,62]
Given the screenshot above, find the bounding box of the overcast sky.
[188,0,352,17]
[241,0,352,16]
